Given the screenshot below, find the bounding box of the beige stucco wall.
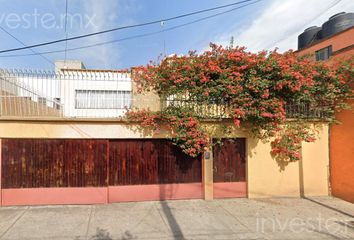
[203,122,300,198]
[247,138,301,198]
[0,121,149,139]
[131,82,161,112]
[0,121,329,198]
[247,123,330,198]
[302,124,329,196]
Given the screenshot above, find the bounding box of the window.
[315,46,332,61]
[75,90,131,109]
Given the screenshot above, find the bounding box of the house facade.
[0,58,332,206]
[0,60,132,119]
[58,69,131,118]
[296,12,354,203]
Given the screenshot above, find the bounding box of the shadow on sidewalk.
[159,184,185,240]
[304,197,354,219]
[78,228,136,240]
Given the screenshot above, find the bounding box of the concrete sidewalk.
[0,197,353,240]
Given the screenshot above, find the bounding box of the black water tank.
[322,12,354,38]
[298,26,322,49]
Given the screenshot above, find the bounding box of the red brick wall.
[297,27,354,203]
[330,100,354,202]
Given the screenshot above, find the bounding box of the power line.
[0,0,261,58]
[0,0,255,54]
[0,26,54,65]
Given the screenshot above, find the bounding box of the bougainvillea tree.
[126,44,353,161]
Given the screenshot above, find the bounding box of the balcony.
[0,68,331,121]
[162,98,331,120]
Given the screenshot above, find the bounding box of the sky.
[0,0,353,70]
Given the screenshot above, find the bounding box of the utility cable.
[0,0,261,58]
[0,26,54,65]
[0,0,255,53]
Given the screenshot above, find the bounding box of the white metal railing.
[0,68,133,119]
[163,98,331,119]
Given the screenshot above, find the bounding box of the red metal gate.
[213,138,247,198]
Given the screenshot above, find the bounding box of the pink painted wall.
[1,184,204,206]
[213,182,247,199]
[0,182,248,205]
[1,187,108,206]
[109,183,203,202]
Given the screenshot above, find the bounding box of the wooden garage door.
[108,139,203,202]
[1,139,108,188]
[0,139,203,205]
[1,139,201,189]
[213,138,246,198]
[108,139,202,185]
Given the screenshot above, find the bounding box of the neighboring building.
[0,69,62,117]
[0,60,132,118]
[297,12,354,203]
[55,59,86,71]
[58,69,131,118]
[55,60,132,118]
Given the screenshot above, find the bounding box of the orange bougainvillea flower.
[127,43,352,160]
